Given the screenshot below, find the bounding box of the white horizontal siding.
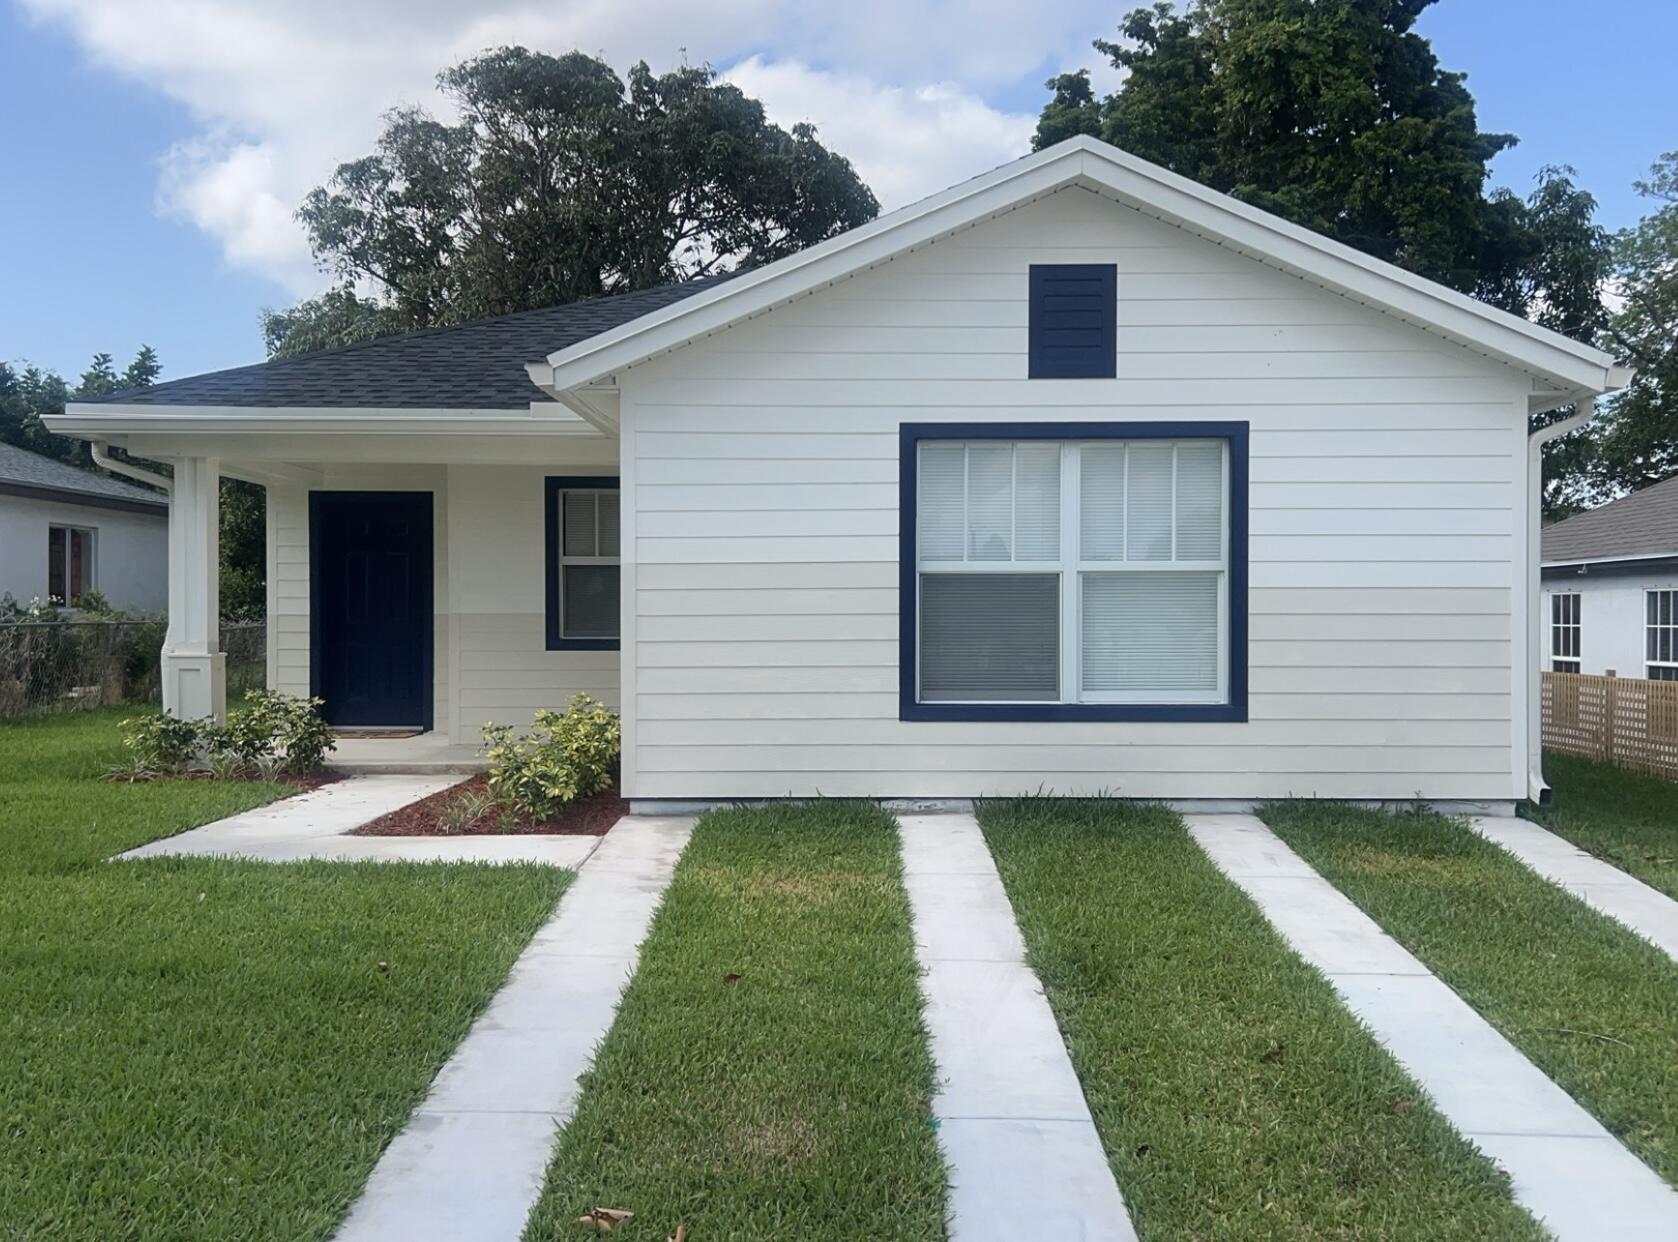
[618,185,1529,799]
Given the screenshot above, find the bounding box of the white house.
[1541,475,1678,681]
[48,137,1628,808]
[0,442,167,612]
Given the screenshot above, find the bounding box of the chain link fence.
[0,620,265,719]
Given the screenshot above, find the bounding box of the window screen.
[1647,590,1678,680]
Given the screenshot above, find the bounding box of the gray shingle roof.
[0,443,167,508]
[1542,475,1678,564]
[79,274,737,410]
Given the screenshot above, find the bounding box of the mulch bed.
[351,774,625,837]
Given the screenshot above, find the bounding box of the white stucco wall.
[0,493,168,612]
[614,184,1534,802]
[1542,571,1678,678]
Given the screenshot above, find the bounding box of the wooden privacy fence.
[1542,670,1678,780]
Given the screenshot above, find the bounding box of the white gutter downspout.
[1526,396,1595,803]
[91,441,172,494]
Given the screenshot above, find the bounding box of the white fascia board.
[1542,551,1678,569]
[538,135,1622,397]
[48,403,604,438]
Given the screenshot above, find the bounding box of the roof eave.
[536,136,1623,398]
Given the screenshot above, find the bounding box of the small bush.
[207,690,336,776]
[480,694,621,821]
[115,714,202,776]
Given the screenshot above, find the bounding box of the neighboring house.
[0,442,167,612]
[49,136,1628,807]
[1541,475,1678,681]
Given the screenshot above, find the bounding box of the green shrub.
[115,713,202,777]
[480,694,621,821]
[206,690,336,776]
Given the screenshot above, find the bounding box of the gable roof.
[1542,476,1678,566]
[0,442,167,510]
[76,274,736,411]
[532,136,1627,409]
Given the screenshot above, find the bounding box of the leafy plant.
[206,690,335,776]
[114,713,202,776]
[480,694,621,821]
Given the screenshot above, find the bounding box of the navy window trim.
[545,475,620,651]
[1028,264,1117,378]
[898,421,1249,723]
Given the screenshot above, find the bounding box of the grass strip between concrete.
[979,797,1543,1241]
[1264,800,1678,1189]
[522,800,947,1241]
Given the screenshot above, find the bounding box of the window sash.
[1646,589,1678,679]
[48,526,93,604]
[916,439,1229,705]
[556,489,620,640]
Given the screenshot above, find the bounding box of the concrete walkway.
[117,775,599,868]
[1187,813,1678,1241]
[1470,816,1678,961]
[898,813,1137,1242]
[334,815,695,1242]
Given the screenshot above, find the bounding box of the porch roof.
[73,274,736,412]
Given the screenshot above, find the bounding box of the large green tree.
[265,48,878,356]
[1036,1,1613,319]
[1578,154,1678,504]
[1039,1,1621,513]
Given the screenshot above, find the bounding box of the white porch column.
[162,456,225,721]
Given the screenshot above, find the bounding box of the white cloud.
[724,58,1035,209]
[20,0,1113,293]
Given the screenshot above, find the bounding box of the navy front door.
[310,492,433,729]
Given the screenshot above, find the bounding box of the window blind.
[920,573,1059,701]
[1081,571,1220,693]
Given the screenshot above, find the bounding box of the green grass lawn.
[1529,750,1678,899]
[978,798,1541,1241]
[522,801,947,1241]
[1263,801,1678,1188]
[0,710,571,1241]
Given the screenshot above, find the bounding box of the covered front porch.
[69,411,624,741]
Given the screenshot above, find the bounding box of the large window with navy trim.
[545,476,620,650]
[899,422,1248,722]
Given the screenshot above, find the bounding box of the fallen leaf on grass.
[722,972,741,985]
[577,1207,634,1231]
[669,1228,687,1242]
[1393,1098,1412,1113]
[1260,1044,1285,1063]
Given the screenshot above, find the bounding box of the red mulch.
[351,774,625,837]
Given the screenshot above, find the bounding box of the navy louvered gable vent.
[1028,264,1116,378]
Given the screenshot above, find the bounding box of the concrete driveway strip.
[1469,816,1678,961]
[333,815,694,1242]
[1187,812,1678,1242]
[898,812,1138,1242]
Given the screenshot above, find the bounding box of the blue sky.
[3,0,1671,384]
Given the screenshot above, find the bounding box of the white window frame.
[1549,590,1581,674]
[914,439,1230,707]
[47,524,96,605]
[556,487,620,641]
[1646,589,1678,681]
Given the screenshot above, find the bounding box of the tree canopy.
[1038,1,1643,513]
[1035,0,1612,327]
[1570,154,1678,508]
[265,48,878,357]
[0,347,159,465]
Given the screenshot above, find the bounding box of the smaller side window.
[1647,590,1678,681]
[545,477,620,650]
[1549,591,1581,673]
[48,525,95,605]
